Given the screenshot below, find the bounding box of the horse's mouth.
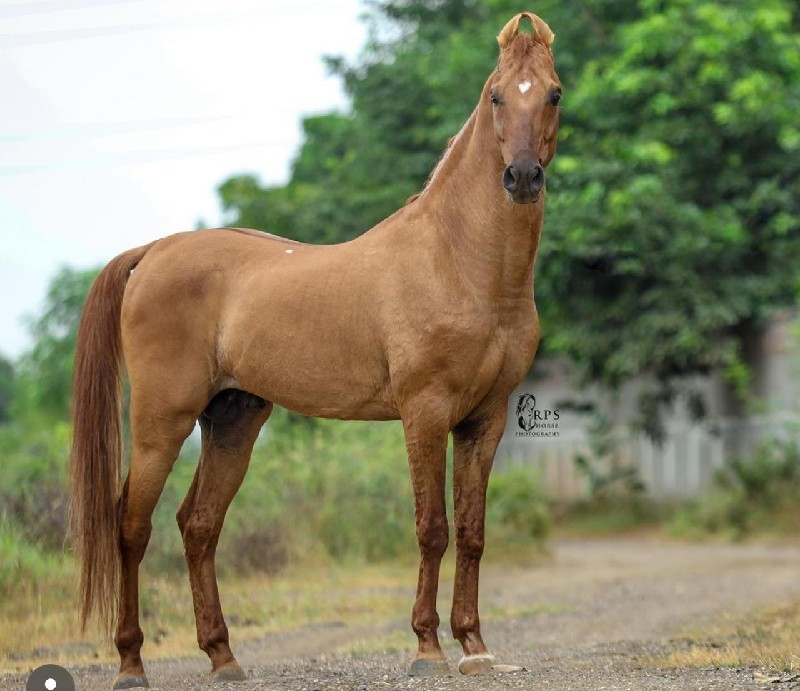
[506,190,541,205]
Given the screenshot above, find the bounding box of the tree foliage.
[12,267,98,422]
[219,0,800,427]
[0,355,13,424]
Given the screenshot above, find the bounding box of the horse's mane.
[405,112,476,205]
[405,134,458,205]
[222,227,304,244]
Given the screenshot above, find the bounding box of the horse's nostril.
[503,165,518,191]
[529,164,545,190]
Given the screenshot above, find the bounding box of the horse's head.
[490,13,560,204]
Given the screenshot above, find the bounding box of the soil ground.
[5,537,800,690]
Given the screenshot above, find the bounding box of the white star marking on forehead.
[518,80,532,94]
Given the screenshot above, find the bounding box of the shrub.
[487,464,551,544]
[671,440,800,540]
[1,412,552,590]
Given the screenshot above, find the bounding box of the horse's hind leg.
[176,389,272,681]
[114,394,198,690]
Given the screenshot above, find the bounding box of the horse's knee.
[455,525,484,560]
[417,514,449,559]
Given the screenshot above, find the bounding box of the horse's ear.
[497,12,555,51]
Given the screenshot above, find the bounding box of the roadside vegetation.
[660,598,800,672]
[558,439,800,541]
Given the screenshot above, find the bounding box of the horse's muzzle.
[503,155,545,204]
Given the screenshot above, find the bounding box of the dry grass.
[658,599,800,671]
[337,601,573,656]
[0,560,421,674]
[2,546,550,673]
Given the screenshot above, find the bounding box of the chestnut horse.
[69,12,560,688]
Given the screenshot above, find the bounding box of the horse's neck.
[419,96,542,301]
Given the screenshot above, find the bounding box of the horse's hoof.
[112,675,149,689]
[458,653,496,675]
[211,665,248,683]
[408,657,450,676]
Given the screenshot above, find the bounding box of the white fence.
[496,414,800,500]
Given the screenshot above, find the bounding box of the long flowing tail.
[68,240,156,633]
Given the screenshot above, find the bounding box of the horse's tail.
[68,240,157,633]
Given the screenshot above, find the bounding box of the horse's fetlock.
[199,624,230,653]
[451,611,479,641]
[115,627,144,654]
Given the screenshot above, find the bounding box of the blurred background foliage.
[1,0,800,604]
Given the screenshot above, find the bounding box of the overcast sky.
[0,0,366,359]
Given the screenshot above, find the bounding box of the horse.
[68,12,561,688]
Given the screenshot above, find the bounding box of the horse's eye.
[550,90,562,107]
[490,91,501,106]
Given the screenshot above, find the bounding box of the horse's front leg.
[451,406,507,675]
[402,413,450,676]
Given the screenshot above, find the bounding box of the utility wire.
[0,139,293,177]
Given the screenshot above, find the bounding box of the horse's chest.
[389,303,539,418]
[482,322,537,386]
[452,316,539,412]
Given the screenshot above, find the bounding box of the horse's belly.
[223,318,397,421]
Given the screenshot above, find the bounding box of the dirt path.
[7,538,800,690]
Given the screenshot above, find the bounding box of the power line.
[0,115,238,144]
[0,139,293,177]
[0,0,143,20]
[0,2,346,49]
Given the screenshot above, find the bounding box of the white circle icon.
[26,664,74,691]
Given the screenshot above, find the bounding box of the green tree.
[12,267,98,422]
[0,355,14,424]
[540,0,800,433]
[221,0,799,432]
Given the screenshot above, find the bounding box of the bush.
[487,465,551,544]
[0,423,70,551]
[143,415,551,574]
[671,440,800,540]
[0,411,552,592]
[0,517,72,601]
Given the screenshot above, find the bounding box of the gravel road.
[6,538,800,691]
